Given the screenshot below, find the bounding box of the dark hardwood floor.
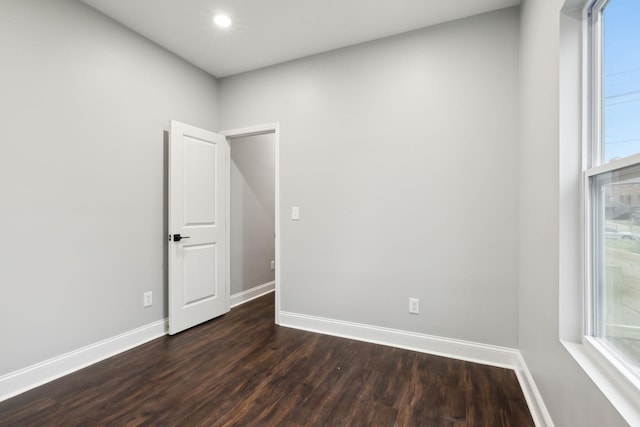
[0,293,534,426]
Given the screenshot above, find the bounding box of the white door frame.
[220,123,281,324]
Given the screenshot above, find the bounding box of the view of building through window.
[597,165,640,368]
[597,0,640,370]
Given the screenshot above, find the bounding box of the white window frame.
[583,0,640,398]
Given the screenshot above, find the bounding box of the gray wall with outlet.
[219,7,520,348]
[219,4,626,424]
[2,1,625,425]
[0,0,219,376]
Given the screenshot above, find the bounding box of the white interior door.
[169,120,228,335]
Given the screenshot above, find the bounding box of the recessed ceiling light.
[213,14,232,28]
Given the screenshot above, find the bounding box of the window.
[587,0,640,387]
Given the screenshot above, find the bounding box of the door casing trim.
[220,123,281,324]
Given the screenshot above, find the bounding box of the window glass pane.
[602,0,640,162]
[593,163,640,369]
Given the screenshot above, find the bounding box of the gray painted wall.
[0,0,219,375]
[220,7,520,347]
[518,0,628,425]
[4,2,628,423]
[230,134,276,295]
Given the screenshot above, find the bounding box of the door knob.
[173,234,191,242]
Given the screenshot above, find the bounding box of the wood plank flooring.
[0,293,534,426]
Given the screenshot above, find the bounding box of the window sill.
[562,339,640,425]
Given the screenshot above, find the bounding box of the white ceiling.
[81,0,520,78]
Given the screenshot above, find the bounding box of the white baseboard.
[279,311,519,368]
[1,281,275,403]
[230,281,275,308]
[514,352,555,427]
[0,319,167,403]
[0,303,553,427]
[279,311,553,427]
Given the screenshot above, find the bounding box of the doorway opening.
[222,124,280,324]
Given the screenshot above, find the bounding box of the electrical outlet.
[270,260,275,271]
[409,297,419,314]
[144,291,152,308]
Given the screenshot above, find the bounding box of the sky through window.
[603,0,640,162]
